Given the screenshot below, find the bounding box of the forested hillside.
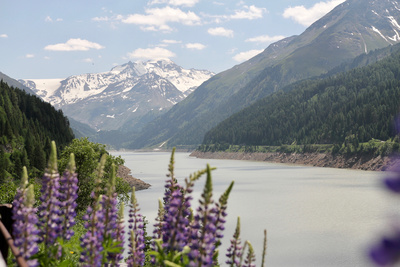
[202,48,400,149]
[0,80,74,180]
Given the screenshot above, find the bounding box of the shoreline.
[117,165,151,190]
[189,151,400,171]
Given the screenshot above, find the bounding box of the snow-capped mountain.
[20,59,214,131]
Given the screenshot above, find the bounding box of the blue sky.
[0,0,345,79]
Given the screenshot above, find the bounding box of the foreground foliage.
[11,144,266,266]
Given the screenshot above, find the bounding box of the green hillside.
[130,0,400,149]
[0,80,74,180]
[202,46,400,151]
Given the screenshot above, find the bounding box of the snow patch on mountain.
[21,59,213,108]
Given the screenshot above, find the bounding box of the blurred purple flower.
[370,230,400,266]
[384,164,400,193]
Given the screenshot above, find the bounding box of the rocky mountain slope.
[130,0,400,149]
[20,59,214,132]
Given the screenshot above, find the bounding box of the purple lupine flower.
[127,187,145,267]
[243,241,256,267]
[161,184,191,252]
[188,165,218,266]
[102,165,124,264]
[59,153,78,241]
[80,196,105,267]
[152,148,193,255]
[226,217,242,267]
[152,199,165,240]
[12,168,40,267]
[214,181,234,244]
[101,193,121,261]
[112,202,125,265]
[370,230,400,266]
[37,142,62,258]
[384,164,400,193]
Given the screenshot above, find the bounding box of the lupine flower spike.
[59,153,78,241]
[226,217,242,267]
[243,241,256,267]
[188,164,218,266]
[37,141,62,260]
[213,181,234,264]
[12,167,40,267]
[101,164,123,264]
[127,186,145,266]
[80,156,108,266]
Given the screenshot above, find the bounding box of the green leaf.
[164,260,183,267]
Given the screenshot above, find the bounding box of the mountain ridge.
[129,0,400,149]
[20,59,214,132]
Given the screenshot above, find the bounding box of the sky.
[0,0,346,79]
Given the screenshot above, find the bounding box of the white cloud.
[25,54,35,58]
[246,34,286,44]
[233,49,263,62]
[127,47,176,60]
[83,58,93,63]
[148,0,199,7]
[162,39,182,44]
[185,43,206,50]
[44,38,105,51]
[208,27,234,37]
[283,0,346,26]
[231,5,266,20]
[121,6,201,32]
[0,34,8,38]
[45,16,63,22]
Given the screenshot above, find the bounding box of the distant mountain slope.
[203,44,400,147]
[20,59,214,132]
[0,72,35,95]
[130,0,400,149]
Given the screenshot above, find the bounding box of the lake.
[111,151,398,266]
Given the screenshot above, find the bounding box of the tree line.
[202,48,400,151]
[0,80,74,180]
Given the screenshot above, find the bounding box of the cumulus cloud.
[127,47,176,60]
[44,38,105,51]
[208,27,234,37]
[45,16,63,22]
[25,54,35,58]
[231,5,266,20]
[185,43,206,50]
[233,49,263,62]
[0,34,8,38]
[246,34,286,44]
[283,0,346,26]
[162,39,182,44]
[148,0,199,7]
[122,6,201,32]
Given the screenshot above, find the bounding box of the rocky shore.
[190,151,400,171]
[117,165,151,190]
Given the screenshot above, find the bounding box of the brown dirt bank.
[117,165,151,190]
[190,151,400,171]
